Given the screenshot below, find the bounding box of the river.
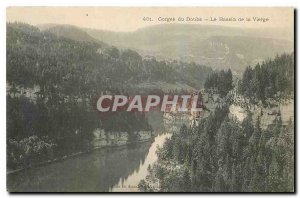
[7,133,171,192]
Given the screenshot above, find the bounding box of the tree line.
[204,69,233,97]
[238,53,294,103]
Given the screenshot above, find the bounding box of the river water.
[7,133,171,192]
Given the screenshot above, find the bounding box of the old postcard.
[6,7,294,192]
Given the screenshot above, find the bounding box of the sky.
[7,7,294,32]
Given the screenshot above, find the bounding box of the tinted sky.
[7,7,294,32]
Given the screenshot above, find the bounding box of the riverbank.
[7,133,162,192]
[111,133,172,192]
[7,133,154,176]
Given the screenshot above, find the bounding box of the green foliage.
[204,69,233,97]
[238,53,294,102]
[7,136,56,169]
[141,106,294,192]
[7,22,212,91]
[6,22,153,169]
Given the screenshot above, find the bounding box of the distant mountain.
[38,24,106,45]
[82,24,293,73]
[38,23,293,73]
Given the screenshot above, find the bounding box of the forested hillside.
[139,106,294,192]
[8,23,212,92]
[139,54,294,192]
[204,69,233,97]
[6,22,212,169]
[238,53,294,103]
